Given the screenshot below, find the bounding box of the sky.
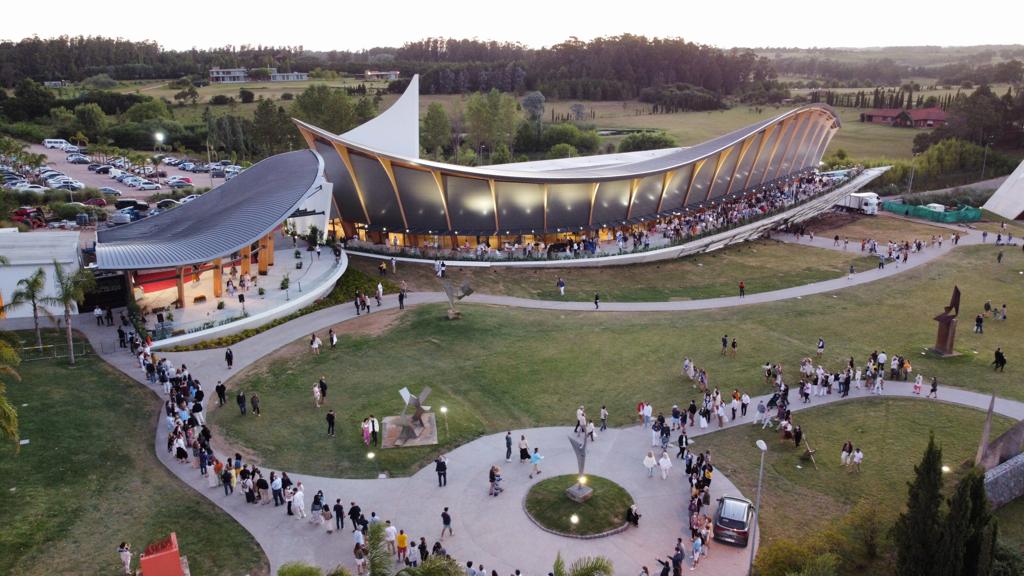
[3,0,1019,51]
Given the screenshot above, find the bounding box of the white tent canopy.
[982,159,1024,220]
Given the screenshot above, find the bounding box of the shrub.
[754,537,814,576]
[280,275,290,290]
[209,95,234,106]
[216,300,225,310]
[258,287,265,296]
[277,562,322,576]
[281,92,294,101]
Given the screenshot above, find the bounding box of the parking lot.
[31,144,218,199]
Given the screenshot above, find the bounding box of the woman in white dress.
[658,451,673,480]
[292,484,306,519]
[313,384,322,408]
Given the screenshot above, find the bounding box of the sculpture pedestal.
[931,317,960,357]
[565,483,594,503]
[381,413,438,448]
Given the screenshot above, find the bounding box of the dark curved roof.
[96,150,321,270]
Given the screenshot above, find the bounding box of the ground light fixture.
[440,405,449,437]
[749,439,769,576]
[942,465,951,473]
[569,514,579,525]
[578,475,587,485]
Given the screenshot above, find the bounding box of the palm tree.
[551,553,613,576]
[0,331,22,449]
[395,556,463,576]
[41,260,94,365]
[150,154,164,184]
[2,267,54,350]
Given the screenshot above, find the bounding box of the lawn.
[696,398,1013,546]
[524,475,633,536]
[211,242,1024,480]
[814,213,957,244]
[0,334,267,576]
[349,240,878,302]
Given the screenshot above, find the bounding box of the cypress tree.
[936,471,972,576]
[892,434,944,576]
[961,468,996,576]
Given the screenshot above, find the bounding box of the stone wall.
[985,452,1024,509]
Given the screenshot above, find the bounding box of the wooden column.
[267,233,275,266]
[176,267,186,308]
[241,245,252,276]
[0,289,6,319]
[213,258,223,298]
[257,236,269,276]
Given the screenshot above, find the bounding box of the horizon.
[3,0,1020,53]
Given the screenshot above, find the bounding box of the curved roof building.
[295,75,842,236]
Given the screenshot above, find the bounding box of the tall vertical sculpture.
[931,286,961,357]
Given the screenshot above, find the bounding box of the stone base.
[447,308,461,320]
[381,413,438,448]
[929,347,961,358]
[565,484,594,503]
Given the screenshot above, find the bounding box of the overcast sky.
[4,0,1018,51]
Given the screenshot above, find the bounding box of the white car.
[14,183,46,193]
[43,139,71,149]
[99,187,123,196]
[63,145,81,154]
[180,194,199,203]
[138,182,161,191]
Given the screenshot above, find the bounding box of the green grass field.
[997,497,1024,555]
[349,240,879,302]
[211,243,1024,480]
[0,335,267,576]
[696,398,1013,545]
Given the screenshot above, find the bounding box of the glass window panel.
[730,132,763,196]
[496,181,545,232]
[630,175,663,219]
[546,183,593,230]
[446,175,496,233]
[590,179,631,226]
[749,126,781,188]
[686,155,717,206]
[658,164,693,213]
[315,140,365,223]
[350,153,405,229]
[707,146,740,202]
[778,116,811,177]
[393,165,448,232]
[764,119,797,183]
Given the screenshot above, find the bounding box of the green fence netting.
[881,201,982,223]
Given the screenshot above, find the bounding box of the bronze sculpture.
[932,285,961,357]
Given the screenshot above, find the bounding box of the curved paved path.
[3,225,1012,575]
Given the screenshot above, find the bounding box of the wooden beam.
[296,126,317,150]
[743,125,776,191]
[0,289,5,319]
[267,232,275,266]
[656,170,675,213]
[705,147,734,203]
[682,159,707,207]
[378,158,409,231]
[257,236,269,276]
[488,179,499,233]
[625,178,640,220]
[542,183,549,232]
[759,117,792,186]
[587,182,601,227]
[240,245,252,276]
[332,143,372,225]
[773,113,809,181]
[176,267,185,308]
[724,136,756,197]
[213,258,223,298]
[430,170,453,232]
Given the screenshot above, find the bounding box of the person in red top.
[738,280,746,298]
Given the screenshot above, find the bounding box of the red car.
[84,198,108,207]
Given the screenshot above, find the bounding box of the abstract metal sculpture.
[931,285,961,357]
[566,434,594,502]
[441,279,474,319]
[394,386,432,445]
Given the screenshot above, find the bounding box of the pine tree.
[936,470,972,576]
[892,434,944,576]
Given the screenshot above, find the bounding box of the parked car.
[168,180,192,189]
[179,194,199,203]
[138,181,160,191]
[13,183,46,193]
[95,165,113,174]
[156,198,181,210]
[115,198,142,210]
[84,197,107,207]
[99,187,123,196]
[713,496,754,547]
[63,145,81,154]
[167,175,192,184]
[43,138,71,149]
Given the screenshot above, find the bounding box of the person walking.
[333,499,345,533]
[293,483,307,519]
[271,473,284,506]
[518,435,530,463]
[849,448,864,473]
[738,280,745,298]
[370,415,380,447]
[600,405,608,431]
[816,337,825,357]
[505,431,513,462]
[529,447,544,479]
[993,348,1007,372]
[594,292,600,309]
[557,277,566,296]
[250,393,261,416]
[435,454,448,487]
[236,390,246,415]
[658,451,673,480]
[318,376,328,403]
[398,289,406,310]
[329,328,337,349]
[225,348,234,369]
[644,450,657,478]
[441,507,453,540]
[928,377,939,398]
[384,521,398,554]
[215,381,226,406]
[326,410,336,437]
[975,314,984,334]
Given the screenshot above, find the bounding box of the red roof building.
[860,108,948,128]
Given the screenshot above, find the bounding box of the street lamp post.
[907,153,919,195]
[440,406,449,437]
[981,139,992,180]
[748,439,768,576]
[367,451,379,478]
